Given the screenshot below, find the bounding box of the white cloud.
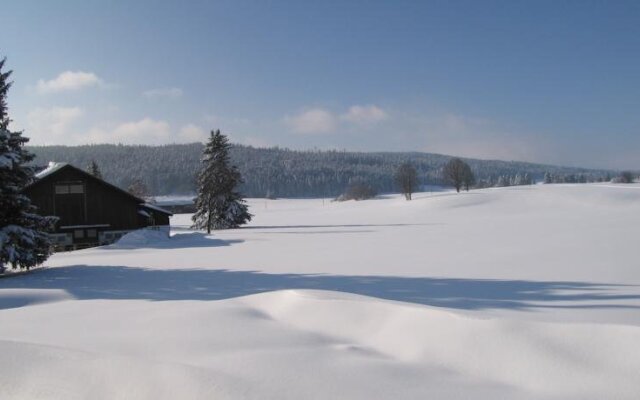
[285,108,337,134]
[143,87,183,100]
[285,105,388,135]
[341,105,388,125]
[179,124,207,142]
[26,107,84,142]
[87,118,171,144]
[36,71,103,94]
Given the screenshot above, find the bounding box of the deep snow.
[1,183,640,399]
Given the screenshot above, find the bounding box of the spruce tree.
[87,160,103,180]
[0,57,56,272]
[192,130,251,233]
[0,58,11,130]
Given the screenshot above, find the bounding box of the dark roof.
[27,162,146,204]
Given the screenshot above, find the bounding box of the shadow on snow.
[1,265,638,311]
[102,232,245,250]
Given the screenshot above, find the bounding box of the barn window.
[87,229,97,238]
[69,184,84,194]
[73,230,84,239]
[55,183,84,194]
[55,184,70,194]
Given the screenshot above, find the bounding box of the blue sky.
[1,0,639,169]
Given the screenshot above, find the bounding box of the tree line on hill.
[27,143,619,198]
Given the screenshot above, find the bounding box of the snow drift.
[1,184,640,399]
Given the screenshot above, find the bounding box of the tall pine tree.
[192,130,251,233]
[0,57,56,272]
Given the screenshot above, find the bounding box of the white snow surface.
[2,183,640,399]
[109,228,170,248]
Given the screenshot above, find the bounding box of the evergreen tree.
[87,160,103,180]
[0,57,11,130]
[192,130,252,233]
[0,57,56,272]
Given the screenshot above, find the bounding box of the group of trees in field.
[543,171,637,184]
[612,171,637,184]
[442,158,475,193]
[394,158,477,200]
[476,173,534,188]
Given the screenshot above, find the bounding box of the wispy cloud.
[26,107,84,142]
[179,124,207,142]
[87,118,171,144]
[285,105,389,134]
[285,108,337,134]
[142,87,183,100]
[36,71,103,94]
[341,105,388,125]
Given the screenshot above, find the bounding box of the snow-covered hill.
[1,184,640,399]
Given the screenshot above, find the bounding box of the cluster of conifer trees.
[28,144,615,198]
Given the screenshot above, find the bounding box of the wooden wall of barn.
[25,167,143,231]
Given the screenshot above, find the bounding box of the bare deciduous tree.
[462,163,475,191]
[395,163,418,200]
[443,158,467,193]
[127,179,150,199]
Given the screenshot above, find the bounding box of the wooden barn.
[23,162,172,250]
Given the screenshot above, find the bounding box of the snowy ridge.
[0,290,638,399]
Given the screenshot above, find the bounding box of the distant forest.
[27,144,613,197]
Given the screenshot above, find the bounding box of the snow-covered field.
[2,184,640,399]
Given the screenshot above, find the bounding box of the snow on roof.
[35,162,68,180]
[141,203,173,215]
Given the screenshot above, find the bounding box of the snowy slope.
[1,183,640,399]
